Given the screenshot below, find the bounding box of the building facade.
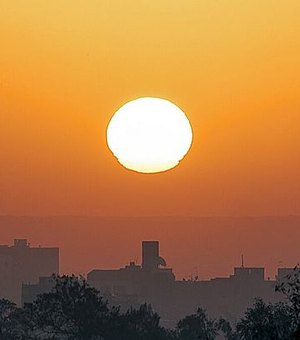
[87,241,287,326]
[0,239,59,305]
[19,240,293,327]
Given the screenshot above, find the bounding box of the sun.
[106,97,193,173]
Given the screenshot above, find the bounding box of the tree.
[235,298,296,339]
[15,275,175,340]
[0,299,18,339]
[176,308,219,340]
[23,275,113,339]
[116,304,172,340]
[276,267,300,339]
[217,318,239,340]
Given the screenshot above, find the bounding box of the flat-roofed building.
[0,239,59,305]
[87,241,284,327]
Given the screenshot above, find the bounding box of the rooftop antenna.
[241,254,244,268]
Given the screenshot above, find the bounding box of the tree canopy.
[0,271,300,339]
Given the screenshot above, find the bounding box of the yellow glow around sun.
[107,97,193,173]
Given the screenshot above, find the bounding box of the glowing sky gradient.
[0,1,299,216]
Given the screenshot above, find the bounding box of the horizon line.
[0,214,299,218]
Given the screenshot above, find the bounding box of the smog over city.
[1,1,300,339]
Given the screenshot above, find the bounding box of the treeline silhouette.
[0,270,300,340]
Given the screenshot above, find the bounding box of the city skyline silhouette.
[1,215,299,280]
[1,236,296,327]
[1,1,299,337]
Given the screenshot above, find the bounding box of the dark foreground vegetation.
[0,269,299,340]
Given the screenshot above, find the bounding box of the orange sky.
[0,1,300,217]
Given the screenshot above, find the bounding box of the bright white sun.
[106,97,193,173]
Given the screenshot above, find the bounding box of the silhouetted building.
[277,267,296,281]
[0,239,59,305]
[87,241,283,327]
[22,276,55,306]
[19,239,290,327]
[172,266,279,325]
[88,241,175,321]
[142,241,167,270]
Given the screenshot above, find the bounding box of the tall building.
[142,241,167,270]
[88,240,175,318]
[0,239,59,305]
